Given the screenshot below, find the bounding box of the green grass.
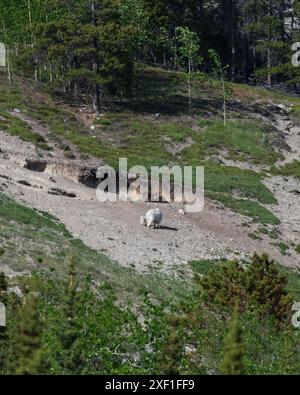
[186,119,281,165]
[207,191,280,225]
[280,267,300,300]
[0,193,188,302]
[204,164,277,204]
[278,241,290,256]
[190,259,224,276]
[271,160,300,179]
[0,110,50,150]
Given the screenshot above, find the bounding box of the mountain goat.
[140,208,163,229]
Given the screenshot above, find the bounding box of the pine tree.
[59,256,82,374]
[242,0,288,86]
[159,317,183,375]
[220,305,245,375]
[14,292,45,375]
[247,253,292,322]
[33,0,134,112]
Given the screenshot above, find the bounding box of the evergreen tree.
[14,292,45,375]
[242,0,288,86]
[247,253,292,322]
[159,317,183,375]
[220,305,245,375]
[33,0,134,112]
[59,256,82,374]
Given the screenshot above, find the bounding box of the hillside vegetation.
[0,0,300,376]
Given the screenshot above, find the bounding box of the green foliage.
[208,49,228,125]
[158,317,184,375]
[199,254,293,322]
[58,256,82,374]
[271,160,300,179]
[191,119,281,165]
[242,0,290,85]
[176,27,200,65]
[14,293,46,375]
[247,254,292,321]
[13,272,171,375]
[176,26,201,113]
[0,111,50,150]
[0,0,300,377]
[34,0,134,111]
[206,192,280,225]
[0,255,299,375]
[182,258,300,375]
[220,305,245,375]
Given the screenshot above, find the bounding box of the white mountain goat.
[140,208,163,229]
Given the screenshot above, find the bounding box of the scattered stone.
[290,189,300,196]
[209,155,224,165]
[48,188,76,198]
[18,180,31,187]
[24,159,47,172]
[64,151,76,160]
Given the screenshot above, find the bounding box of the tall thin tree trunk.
[91,2,101,114]
[267,48,271,87]
[6,47,12,86]
[27,0,32,29]
[34,60,38,83]
[188,59,192,114]
[230,0,236,81]
[49,63,53,84]
[267,3,272,87]
[2,20,12,85]
[74,83,78,108]
[220,66,226,127]
[28,0,38,82]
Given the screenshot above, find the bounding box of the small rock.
[210,155,224,165]
[178,208,186,215]
[18,180,31,187]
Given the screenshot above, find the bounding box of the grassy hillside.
[0,69,293,225]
